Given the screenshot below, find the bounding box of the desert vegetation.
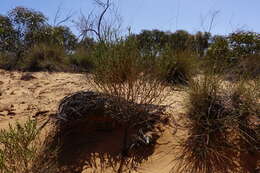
[0,1,259,173]
[0,119,42,173]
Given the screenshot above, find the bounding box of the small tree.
[8,7,48,48]
[0,15,18,52]
[135,29,169,57]
[32,26,77,52]
[228,31,260,57]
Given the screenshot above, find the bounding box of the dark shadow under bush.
[34,91,168,173]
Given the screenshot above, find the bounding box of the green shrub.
[68,47,93,72]
[0,52,15,70]
[203,54,260,81]
[0,150,6,172]
[228,31,260,57]
[0,119,41,173]
[157,50,198,85]
[22,43,68,71]
[89,40,166,132]
[89,39,159,85]
[0,51,23,70]
[88,39,169,111]
[84,38,170,173]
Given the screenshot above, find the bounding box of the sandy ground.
[0,69,188,173]
[0,70,90,128]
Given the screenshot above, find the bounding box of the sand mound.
[0,69,188,173]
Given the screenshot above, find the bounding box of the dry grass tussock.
[171,74,259,173]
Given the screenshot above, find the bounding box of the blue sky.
[1,0,259,36]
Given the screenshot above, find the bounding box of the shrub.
[0,52,18,70]
[158,50,198,85]
[0,119,41,173]
[231,79,259,149]
[232,55,260,79]
[0,150,6,172]
[173,74,239,173]
[0,15,18,53]
[68,47,93,72]
[89,39,168,106]
[88,39,170,172]
[22,43,68,71]
[230,79,260,172]
[173,73,260,173]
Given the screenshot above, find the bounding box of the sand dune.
[0,69,190,173]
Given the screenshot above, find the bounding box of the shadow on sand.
[33,91,167,173]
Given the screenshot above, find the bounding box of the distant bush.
[0,119,41,173]
[205,31,260,77]
[157,50,198,85]
[231,55,260,79]
[228,31,260,57]
[90,41,142,84]
[88,38,168,121]
[0,7,77,72]
[68,47,93,72]
[0,52,18,70]
[21,43,69,71]
[0,15,18,53]
[28,26,77,53]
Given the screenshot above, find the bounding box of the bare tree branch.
[200,10,220,33]
[208,10,220,33]
[53,4,62,26]
[76,0,115,42]
[53,4,75,26]
[96,0,110,41]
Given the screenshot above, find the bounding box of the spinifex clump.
[230,79,260,172]
[174,75,239,173]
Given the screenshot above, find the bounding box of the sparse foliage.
[0,119,41,173]
[88,37,170,172]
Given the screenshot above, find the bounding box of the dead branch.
[77,0,111,42]
[53,4,75,26]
